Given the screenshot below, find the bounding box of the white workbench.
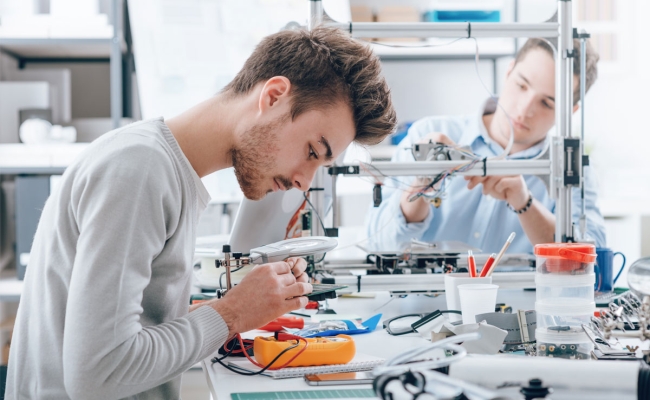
[202,289,538,400]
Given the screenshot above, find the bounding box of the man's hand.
[285,257,309,283]
[464,175,529,210]
[207,261,312,337]
[401,133,456,223]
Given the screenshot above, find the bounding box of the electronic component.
[300,211,311,237]
[536,341,590,360]
[373,183,382,207]
[254,334,356,368]
[411,141,473,162]
[495,303,512,313]
[308,284,348,301]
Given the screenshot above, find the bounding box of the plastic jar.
[535,298,594,331]
[535,273,595,305]
[534,243,596,275]
[534,243,596,360]
[536,328,593,360]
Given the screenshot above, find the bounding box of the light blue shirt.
[365,102,606,254]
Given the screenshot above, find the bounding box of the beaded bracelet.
[507,191,533,214]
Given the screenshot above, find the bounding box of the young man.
[367,38,605,254]
[6,27,396,399]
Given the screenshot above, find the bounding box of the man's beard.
[231,116,293,200]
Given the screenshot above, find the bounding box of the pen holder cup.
[444,273,492,323]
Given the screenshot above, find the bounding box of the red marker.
[479,253,497,278]
[468,250,477,278]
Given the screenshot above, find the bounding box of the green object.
[307,284,348,302]
[231,389,376,400]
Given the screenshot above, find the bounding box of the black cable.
[303,192,327,233]
[302,192,330,263]
[212,336,243,363]
[219,265,245,290]
[211,340,301,376]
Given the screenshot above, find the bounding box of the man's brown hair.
[514,37,599,105]
[222,26,396,145]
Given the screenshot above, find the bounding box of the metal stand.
[214,244,250,295]
[307,0,584,244]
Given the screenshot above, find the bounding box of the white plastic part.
[449,354,638,396]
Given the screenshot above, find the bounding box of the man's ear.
[259,76,291,114]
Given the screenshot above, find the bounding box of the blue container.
[391,122,413,145]
[423,10,501,23]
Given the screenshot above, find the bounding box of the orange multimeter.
[253,334,356,368]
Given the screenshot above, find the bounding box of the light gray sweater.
[5,118,230,399]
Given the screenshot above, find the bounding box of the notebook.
[226,354,385,379]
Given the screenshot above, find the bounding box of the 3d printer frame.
[303,0,588,246]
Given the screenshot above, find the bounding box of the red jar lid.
[534,243,596,263]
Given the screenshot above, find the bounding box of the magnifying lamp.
[248,236,338,264]
[627,256,650,298]
[218,236,338,291]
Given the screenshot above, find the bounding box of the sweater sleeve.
[62,143,229,399]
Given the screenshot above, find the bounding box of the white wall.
[381,58,497,123]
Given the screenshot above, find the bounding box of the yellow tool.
[254,334,356,368]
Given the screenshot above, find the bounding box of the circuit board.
[307,284,348,301]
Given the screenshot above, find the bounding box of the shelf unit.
[0,38,117,59]
[0,279,22,303]
[0,0,131,129]
[370,42,515,93]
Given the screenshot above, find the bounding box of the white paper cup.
[444,273,492,322]
[458,284,499,324]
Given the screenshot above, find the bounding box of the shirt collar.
[467,97,548,159]
[454,98,495,148]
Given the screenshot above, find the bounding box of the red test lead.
[468,250,477,278]
[479,253,497,278]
